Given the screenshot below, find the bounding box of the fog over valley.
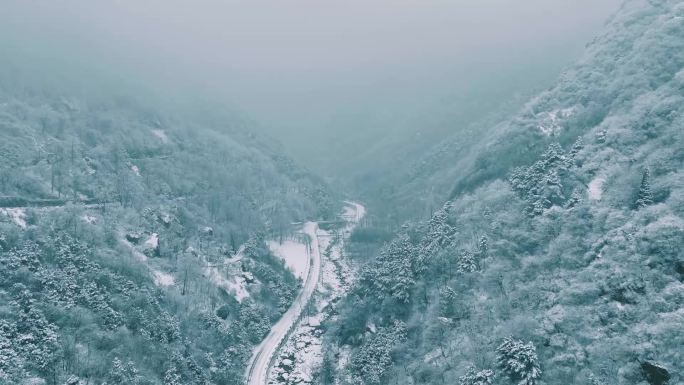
[2,0,620,177]
[0,1,682,385]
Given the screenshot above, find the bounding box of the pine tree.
[477,236,489,270]
[426,203,455,249]
[570,136,583,159]
[510,143,572,215]
[459,365,495,385]
[478,236,488,256]
[541,168,564,207]
[108,357,141,385]
[527,188,545,216]
[439,286,458,318]
[12,285,59,374]
[0,320,24,382]
[635,168,654,208]
[350,321,407,385]
[457,250,478,273]
[565,187,583,209]
[496,337,541,385]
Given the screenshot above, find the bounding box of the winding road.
[244,221,321,385]
[244,202,364,385]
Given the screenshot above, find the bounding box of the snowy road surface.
[245,221,321,385]
[245,202,364,385]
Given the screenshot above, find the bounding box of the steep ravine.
[245,202,365,385]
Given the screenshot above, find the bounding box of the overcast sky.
[1,0,622,156]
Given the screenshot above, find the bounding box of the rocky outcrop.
[641,362,670,385]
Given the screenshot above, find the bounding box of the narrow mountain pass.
[245,202,365,385]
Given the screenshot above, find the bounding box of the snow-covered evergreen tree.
[12,285,59,374]
[570,136,584,159]
[509,143,574,215]
[478,236,488,256]
[458,365,495,385]
[439,286,459,318]
[635,168,654,208]
[360,234,418,303]
[0,320,23,382]
[426,203,455,249]
[541,168,565,206]
[350,321,407,385]
[457,250,478,273]
[496,337,541,385]
[565,187,583,209]
[108,357,141,385]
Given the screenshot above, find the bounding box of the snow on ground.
[226,244,245,264]
[151,269,175,287]
[144,233,159,249]
[336,346,351,372]
[81,214,97,224]
[247,221,321,385]
[151,129,169,143]
[267,202,364,385]
[268,237,310,280]
[537,107,575,136]
[342,200,365,223]
[1,208,27,229]
[270,324,323,385]
[316,230,344,299]
[120,234,148,262]
[200,242,252,302]
[588,176,605,200]
[204,264,250,302]
[424,348,443,365]
[120,235,175,287]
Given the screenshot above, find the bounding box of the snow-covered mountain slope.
[0,88,338,385]
[321,1,684,384]
[363,0,684,224]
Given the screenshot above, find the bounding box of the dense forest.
[320,1,683,384]
[0,86,337,384]
[1,1,682,385]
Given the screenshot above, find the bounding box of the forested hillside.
[308,70,552,218]
[0,84,336,384]
[359,0,684,227]
[322,1,683,384]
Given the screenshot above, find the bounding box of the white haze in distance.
[0,0,622,166]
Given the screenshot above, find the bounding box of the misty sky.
[1,0,622,167]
